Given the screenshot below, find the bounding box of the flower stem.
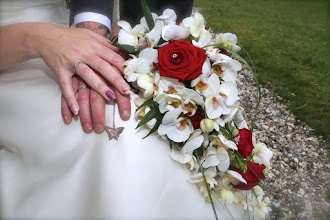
[195,151,218,220]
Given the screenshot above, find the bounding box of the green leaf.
[141,0,155,30]
[135,98,154,112]
[219,126,231,140]
[113,44,136,53]
[136,106,160,129]
[143,114,164,139]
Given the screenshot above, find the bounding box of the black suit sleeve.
[70,0,114,20]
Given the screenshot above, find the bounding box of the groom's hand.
[61,21,131,134]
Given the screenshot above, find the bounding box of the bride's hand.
[28,23,131,114]
[61,21,131,133]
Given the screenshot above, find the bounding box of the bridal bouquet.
[116,1,272,219]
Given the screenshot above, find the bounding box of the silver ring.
[77,84,90,92]
[73,61,83,73]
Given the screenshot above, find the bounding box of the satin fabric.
[0,1,245,219]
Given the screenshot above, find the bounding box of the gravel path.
[237,67,329,219]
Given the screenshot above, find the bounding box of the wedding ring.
[77,84,90,92]
[73,60,83,73]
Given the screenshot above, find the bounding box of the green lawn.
[194,0,330,144]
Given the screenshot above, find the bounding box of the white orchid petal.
[205,166,217,177]
[183,130,204,154]
[118,29,138,47]
[161,108,183,125]
[139,48,159,65]
[194,13,205,28]
[202,155,219,168]
[253,143,273,167]
[117,20,132,32]
[167,124,193,142]
[188,173,203,183]
[136,60,150,74]
[132,24,145,36]
[227,170,247,184]
[182,17,194,27]
[216,147,230,172]
[190,26,201,38]
[162,24,189,41]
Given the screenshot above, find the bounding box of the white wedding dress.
[0,1,246,219]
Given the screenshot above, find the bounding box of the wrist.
[27,23,65,59]
[76,21,110,38]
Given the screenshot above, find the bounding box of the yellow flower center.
[212,64,224,77]
[195,80,209,93]
[176,117,190,131]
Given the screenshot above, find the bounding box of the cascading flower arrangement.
[115,1,273,219]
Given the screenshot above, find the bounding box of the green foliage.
[195,0,330,144]
[141,0,155,30]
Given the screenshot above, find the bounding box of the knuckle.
[111,54,122,64]
[112,75,123,83]
[96,60,107,72]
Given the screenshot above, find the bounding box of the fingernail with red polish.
[106,90,116,100]
[72,104,79,115]
[123,88,131,95]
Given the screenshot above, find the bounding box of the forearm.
[0,22,65,70]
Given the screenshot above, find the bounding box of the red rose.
[233,128,254,158]
[233,161,266,190]
[188,110,205,129]
[153,40,207,82]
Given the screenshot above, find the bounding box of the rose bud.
[233,128,254,158]
[200,118,214,133]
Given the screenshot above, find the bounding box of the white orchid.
[134,97,156,128]
[154,93,183,113]
[136,74,155,98]
[117,20,145,47]
[162,23,190,41]
[209,134,238,150]
[252,185,265,201]
[253,201,269,220]
[140,13,158,31]
[182,12,210,38]
[203,74,239,119]
[253,143,273,167]
[233,191,249,210]
[158,108,194,142]
[156,9,177,25]
[192,34,212,48]
[188,166,217,188]
[145,19,164,47]
[215,33,241,52]
[124,48,157,82]
[170,146,198,170]
[202,146,230,172]
[124,58,150,82]
[182,129,204,154]
[211,58,242,82]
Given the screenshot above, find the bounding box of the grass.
[194,0,330,144]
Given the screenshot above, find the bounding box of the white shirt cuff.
[74,12,111,32]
